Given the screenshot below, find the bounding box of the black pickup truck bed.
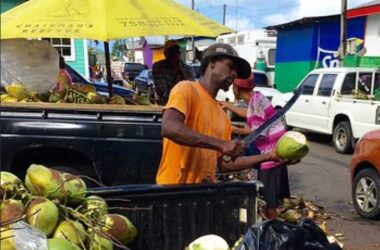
[90,181,262,250]
[0,102,163,185]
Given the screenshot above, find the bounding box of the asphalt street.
[288,132,380,250]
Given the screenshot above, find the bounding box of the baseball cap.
[164,40,180,50]
[202,43,251,79]
[234,74,254,89]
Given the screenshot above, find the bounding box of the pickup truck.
[0,102,163,186]
[91,181,262,250]
[272,67,380,153]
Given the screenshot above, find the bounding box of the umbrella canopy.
[1,0,234,96]
[0,0,234,40]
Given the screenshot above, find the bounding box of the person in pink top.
[54,55,73,92]
[220,75,290,219]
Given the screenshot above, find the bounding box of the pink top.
[247,91,287,170]
[55,69,73,91]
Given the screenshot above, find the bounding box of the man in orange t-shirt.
[156,43,280,184]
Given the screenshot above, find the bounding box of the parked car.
[351,129,380,220]
[65,63,136,99]
[216,70,281,102]
[123,62,148,81]
[134,69,153,94]
[272,67,380,153]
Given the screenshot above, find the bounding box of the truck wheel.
[333,121,354,154]
[352,168,380,220]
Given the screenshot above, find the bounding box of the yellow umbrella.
[0,0,234,40]
[1,0,234,96]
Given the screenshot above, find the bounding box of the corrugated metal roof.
[265,14,339,30]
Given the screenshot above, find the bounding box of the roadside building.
[266,1,380,92]
[216,29,277,83]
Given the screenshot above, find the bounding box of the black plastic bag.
[236,219,342,250]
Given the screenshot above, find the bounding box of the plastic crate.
[89,181,262,250]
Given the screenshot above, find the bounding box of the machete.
[223,86,304,162]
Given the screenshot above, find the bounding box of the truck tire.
[352,168,380,220]
[333,121,354,154]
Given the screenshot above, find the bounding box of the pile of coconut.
[0,164,136,249]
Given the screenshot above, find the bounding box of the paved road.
[288,132,380,249]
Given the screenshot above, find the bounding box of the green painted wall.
[274,61,317,92]
[67,39,87,77]
[343,55,380,68]
[1,0,24,13]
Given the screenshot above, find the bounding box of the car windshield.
[253,72,270,87]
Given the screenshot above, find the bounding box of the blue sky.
[176,0,371,31]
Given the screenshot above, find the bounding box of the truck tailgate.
[89,181,262,250]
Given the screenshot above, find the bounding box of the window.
[341,73,356,95]
[268,49,276,67]
[217,38,224,43]
[253,72,269,87]
[43,38,75,61]
[375,73,380,92]
[227,37,236,46]
[318,74,337,96]
[300,74,319,95]
[237,35,245,45]
[358,72,372,94]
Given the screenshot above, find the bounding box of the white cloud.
[261,0,370,27]
[263,14,293,27]
[225,15,252,31]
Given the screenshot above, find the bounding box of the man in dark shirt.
[152,40,195,105]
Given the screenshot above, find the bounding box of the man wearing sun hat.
[156,43,281,185]
[152,39,195,105]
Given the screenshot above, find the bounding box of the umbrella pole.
[104,41,113,97]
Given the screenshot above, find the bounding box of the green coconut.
[62,173,87,204]
[47,238,78,250]
[53,220,86,246]
[188,234,229,250]
[0,199,25,224]
[0,171,23,197]
[87,231,113,250]
[27,197,59,236]
[24,164,68,200]
[81,195,108,216]
[102,214,137,244]
[0,227,15,250]
[282,209,302,224]
[276,131,309,162]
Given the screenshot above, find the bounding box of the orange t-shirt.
[156,81,231,184]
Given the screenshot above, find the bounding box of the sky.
[175,0,371,31]
[94,0,371,51]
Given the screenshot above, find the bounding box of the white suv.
[272,67,380,153]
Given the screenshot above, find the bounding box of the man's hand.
[218,101,233,110]
[220,140,246,160]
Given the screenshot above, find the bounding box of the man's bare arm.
[162,108,245,157]
[219,151,275,172]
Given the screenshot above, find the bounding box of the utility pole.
[340,0,347,65]
[191,0,196,63]
[223,4,226,25]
